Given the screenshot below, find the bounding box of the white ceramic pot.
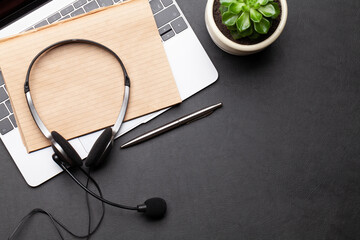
[205,0,288,55]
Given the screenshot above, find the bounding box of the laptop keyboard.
[28,0,188,42]
[0,71,17,135]
[0,0,188,136]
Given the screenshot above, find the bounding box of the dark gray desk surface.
[1,0,360,239]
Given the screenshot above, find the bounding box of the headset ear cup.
[51,131,83,167]
[86,128,113,168]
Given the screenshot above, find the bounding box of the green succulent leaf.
[229,2,245,14]
[249,31,261,39]
[253,2,260,9]
[254,17,270,34]
[257,0,269,5]
[250,8,262,22]
[236,0,245,3]
[220,0,236,7]
[244,0,254,4]
[222,11,239,26]
[258,4,276,17]
[219,5,228,15]
[236,11,251,32]
[230,30,242,40]
[227,24,238,31]
[239,25,254,37]
[242,5,250,12]
[270,2,280,19]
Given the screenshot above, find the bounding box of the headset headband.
[24,39,130,142]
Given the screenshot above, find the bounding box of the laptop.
[0,0,218,187]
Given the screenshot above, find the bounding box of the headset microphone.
[56,156,167,219]
[137,198,167,219]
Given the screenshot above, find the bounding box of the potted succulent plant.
[205,0,288,55]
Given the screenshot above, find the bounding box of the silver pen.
[120,102,223,148]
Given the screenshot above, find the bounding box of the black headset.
[24,39,167,218]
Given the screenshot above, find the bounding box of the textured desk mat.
[0,0,181,152]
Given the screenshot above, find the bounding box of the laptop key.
[84,1,99,12]
[161,0,173,7]
[9,114,17,128]
[159,24,172,35]
[5,100,12,113]
[71,8,85,17]
[48,12,61,24]
[25,27,35,32]
[74,0,87,8]
[97,0,113,7]
[0,118,13,135]
[59,15,70,21]
[34,20,48,29]
[0,71,4,86]
[161,29,175,41]
[154,5,180,28]
[0,103,9,119]
[0,87,8,103]
[61,5,75,16]
[150,0,164,14]
[171,17,187,34]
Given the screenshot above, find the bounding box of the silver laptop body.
[0,0,218,187]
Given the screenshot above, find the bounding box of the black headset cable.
[8,168,105,240]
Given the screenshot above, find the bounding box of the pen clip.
[185,110,215,125]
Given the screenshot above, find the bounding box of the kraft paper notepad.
[0,0,181,153]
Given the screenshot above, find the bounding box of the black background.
[0,0,49,28]
[1,0,360,239]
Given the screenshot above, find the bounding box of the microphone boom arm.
[60,163,138,211]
